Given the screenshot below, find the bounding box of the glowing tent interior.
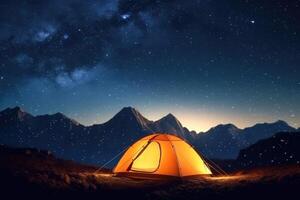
[113,133,212,178]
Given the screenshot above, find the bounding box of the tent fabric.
[113,133,212,177]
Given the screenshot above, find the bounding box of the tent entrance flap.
[130,141,161,172]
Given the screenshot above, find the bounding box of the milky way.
[0,0,299,131]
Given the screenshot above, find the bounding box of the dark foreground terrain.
[1,145,299,200]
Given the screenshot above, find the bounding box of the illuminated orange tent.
[113,133,212,178]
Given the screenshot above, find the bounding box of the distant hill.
[0,145,98,173]
[236,132,300,169]
[0,106,297,165]
[193,121,295,159]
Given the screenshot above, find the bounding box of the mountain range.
[194,120,296,159]
[0,106,298,165]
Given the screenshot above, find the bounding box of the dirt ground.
[1,146,300,200]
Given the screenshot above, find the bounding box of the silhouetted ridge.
[105,106,152,130]
[237,131,300,168]
[0,106,33,122]
[151,113,186,138]
[194,120,296,159]
[0,106,298,165]
[208,124,240,133]
[163,113,178,120]
[35,112,81,126]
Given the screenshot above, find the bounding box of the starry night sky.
[0,0,300,131]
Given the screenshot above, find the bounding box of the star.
[250,20,255,24]
[121,14,130,20]
[63,34,69,39]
